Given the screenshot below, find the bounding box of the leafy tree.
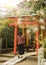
[33,0,46,18]
[33,0,46,11]
[1,19,14,49]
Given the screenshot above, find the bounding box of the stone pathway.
[0,52,15,65]
[0,52,36,65]
[15,55,37,65]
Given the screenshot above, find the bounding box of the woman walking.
[17,32,25,58]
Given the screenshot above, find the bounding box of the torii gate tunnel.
[9,17,39,55]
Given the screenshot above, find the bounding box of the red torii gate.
[9,17,39,55]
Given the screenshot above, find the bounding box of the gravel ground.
[15,55,38,65]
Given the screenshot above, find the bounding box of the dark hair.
[18,32,22,36]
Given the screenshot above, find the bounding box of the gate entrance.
[9,16,39,54]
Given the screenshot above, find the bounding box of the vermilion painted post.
[35,31,39,55]
[14,25,17,54]
[9,17,18,54]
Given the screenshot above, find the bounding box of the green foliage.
[24,1,32,8]
[43,37,46,59]
[17,0,46,19]
[33,0,46,11]
[44,7,46,18]
[18,1,32,15]
[1,19,15,48]
[43,37,46,48]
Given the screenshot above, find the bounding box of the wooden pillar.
[35,30,39,55]
[26,33,28,46]
[14,25,17,54]
[22,25,25,36]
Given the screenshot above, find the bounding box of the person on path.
[17,32,25,58]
